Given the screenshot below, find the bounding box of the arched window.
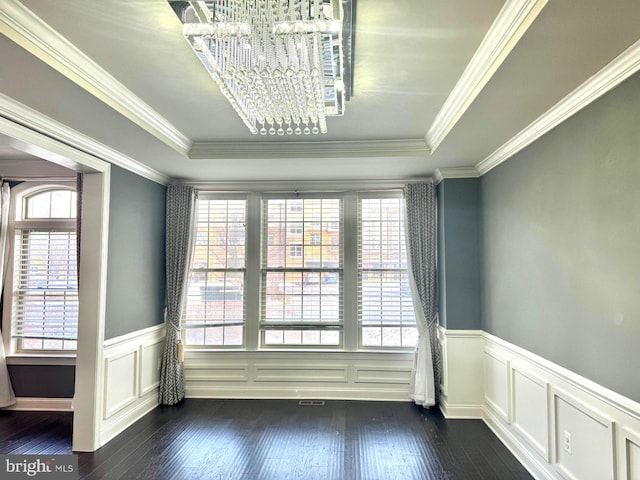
[3,184,78,352]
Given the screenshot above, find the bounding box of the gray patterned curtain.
[159,184,197,405]
[403,182,439,407]
[0,181,16,408]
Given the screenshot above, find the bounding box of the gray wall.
[7,365,75,398]
[104,165,167,339]
[437,179,481,330]
[480,71,640,402]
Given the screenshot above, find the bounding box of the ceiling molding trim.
[189,139,429,159]
[476,38,640,176]
[432,168,481,185]
[0,115,108,174]
[0,93,171,185]
[0,0,192,156]
[179,177,433,192]
[424,0,548,154]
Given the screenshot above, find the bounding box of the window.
[183,196,246,347]
[289,243,303,258]
[4,185,78,353]
[358,196,417,348]
[182,191,417,352]
[288,201,303,213]
[262,197,342,347]
[288,223,303,235]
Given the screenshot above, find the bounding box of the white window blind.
[184,197,247,347]
[11,188,78,351]
[358,196,417,348]
[261,197,343,347]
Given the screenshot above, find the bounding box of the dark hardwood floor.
[0,400,532,479]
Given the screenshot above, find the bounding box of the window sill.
[5,354,76,366]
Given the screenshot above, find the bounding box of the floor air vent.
[298,400,325,406]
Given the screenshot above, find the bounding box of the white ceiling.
[0,0,639,183]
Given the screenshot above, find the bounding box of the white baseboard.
[100,390,159,446]
[438,397,483,419]
[8,397,73,412]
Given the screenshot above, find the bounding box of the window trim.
[2,181,78,358]
[183,189,417,353]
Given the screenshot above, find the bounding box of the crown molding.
[180,177,433,192]
[432,168,481,185]
[189,139,430,160]
[0,93,171,185]
[476,38,640,176]
[424,0,548,154]
[0,0,191,156]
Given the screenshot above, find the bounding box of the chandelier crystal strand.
[174,0,346,135]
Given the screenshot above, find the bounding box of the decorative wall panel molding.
[100,324,165,446]
[483,348,511,423]
[103,349,138,419]
[184,351,413,401]
[511,365,550,461]
[621,427,640,480]
[254,364,349,383]
[550,388,615,480]
[481,331,640,480]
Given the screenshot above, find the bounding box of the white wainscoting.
[481,332,640,480]
[437,328,484,418]
[511,364,550,462]
[184,350,413,401]
[484,348,510,423]
[623,427,640,480]
[100,324,165,446]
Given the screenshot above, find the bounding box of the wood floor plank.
[1,400,533,479]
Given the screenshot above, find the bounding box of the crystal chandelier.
[170,1,351,136]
